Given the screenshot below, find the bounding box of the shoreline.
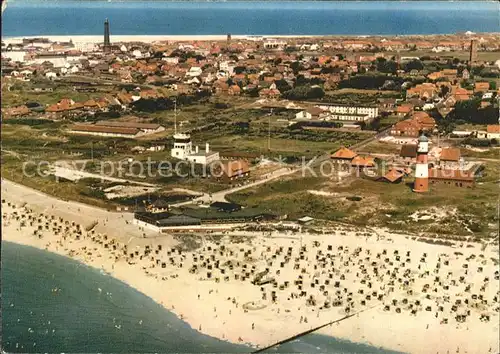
[3,32,500,44]
[3,239,393,353]
[2,178,499,354]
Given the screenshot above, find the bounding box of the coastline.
[2,178,499,354]
[3,35,315,44]
[3,32,500,45]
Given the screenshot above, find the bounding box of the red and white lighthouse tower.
[413,134,429,193]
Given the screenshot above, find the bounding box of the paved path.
[52,162,158,187]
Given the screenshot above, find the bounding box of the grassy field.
[228,159,500,238]
[2,79,110,107]
[362,140,402,155]
[461,147,500,159]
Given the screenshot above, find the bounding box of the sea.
[1,242,402,353]
[2,1,499,37]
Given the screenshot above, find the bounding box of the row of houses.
[294,104,379,123]
[330,145,476,187]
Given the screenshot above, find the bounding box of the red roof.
[428,169,474,181]
[220,160,250,178]
[440,148,461,162]
[351,155,375,167]
[382,169,404,183]
[331,147,358,160]
[486,125,500,134]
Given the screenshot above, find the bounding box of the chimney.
[206,143,209,153]
[196,146,199,153]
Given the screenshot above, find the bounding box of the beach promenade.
[2,178,499,354]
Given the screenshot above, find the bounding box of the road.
[171,156,329,206]
[349,125,393,152]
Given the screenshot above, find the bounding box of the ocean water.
[1,241,401,353]
[2,1,499,37]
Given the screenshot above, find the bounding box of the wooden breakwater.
[252,304,380,353]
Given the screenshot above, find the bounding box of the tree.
[290,61,302,74]
[234,66,246,75]
[281,85,325,101]
[403,59,424,72]
[439,85,450,98]
[490,81,497,90]
[274,79,292,93]
[447,98,499,125]
[375,58,397,74]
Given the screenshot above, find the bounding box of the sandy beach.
[2,178,499,354]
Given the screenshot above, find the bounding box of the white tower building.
[171,133,193,160]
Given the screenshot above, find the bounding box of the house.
[297,216,314,225]
[477,125,500,140]
[428,169,475,188]
[1,105,31,118]
[69,124,140,138]
[391,119,421,137]
[399,144,417,165]
[474,82,490,93]
[331,147,358,164]
[351,155,375,169]
[212,160,250,184]
[379,169,404,183]
[94,120,165,135]
[439,148,461,169]
[406,83,437,100]
[378,98,397,112]
[228,85,241,96]
[186,66,203,77]
[395,104,413,117]
[452,87,472,101]
[46,98,82,113]
[411,111,436,131]
[316,104,378,119]
[259,88,280,99]
[295,107,324,120]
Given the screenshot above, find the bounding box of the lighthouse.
[413,133,429,193]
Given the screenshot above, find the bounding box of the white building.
[325,113,371,122]
[219,61,235,75]
[171,133,219,165]
[295,111,312,120]
[186,67,203,77]
[1,50,27,63]
[73,42,98,53]
[264,39,287,50]
[163,57,179,64]
[187,143,220,165]
[316,104,378,120]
